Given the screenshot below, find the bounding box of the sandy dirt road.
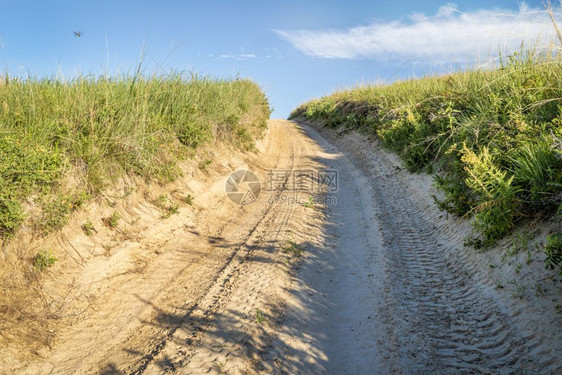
[6,119,561,374]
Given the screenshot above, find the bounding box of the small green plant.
[508,279,527,299]
[33,250,57,271]
[40,196,72,233]
[254,308,265,324]
[544,233,562,273]
[168,203,179,215]
[0,198,24,237]
[515,263,522,274]
[464,236,484,249]
[516,233,529,252]
[71,191,91,209]
[162,203,180,219]
[199,158,212,170]
[535,283,546,297]
[506,233,529,257]
[184,194,194,205]
[107,211,121,229]
[152,194,168,210]
[526,248,533,265]
[154,194,169,209]
[81,221,95,236]
[282,241,304,257]
[495,281,504,289]
[301,197,316,209]
[154,195,180,218]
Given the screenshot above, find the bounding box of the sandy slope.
[3,119,560,374]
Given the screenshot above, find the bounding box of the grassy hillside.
[0,73,270,239]
[291,50,562,271]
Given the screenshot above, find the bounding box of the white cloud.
[436,3,458,18]
[219,53,256,61]
[274,3,561,62]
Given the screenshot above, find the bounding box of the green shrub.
[39,191,91,234]
[433,173,474,216]
[0,135,64,235]
[0,196,24,237]
[33,250,57,271]
[40,196,72,233]
[461,145,521,246]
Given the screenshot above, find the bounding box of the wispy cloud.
[218,53,256,61]
[274,3,560,62]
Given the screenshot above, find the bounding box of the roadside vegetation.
[291,49,562,272]
[0,72,270,239]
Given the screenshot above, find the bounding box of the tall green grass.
[291,49,562,270]
[0,72,270,238]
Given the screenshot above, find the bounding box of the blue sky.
[0,1,558,117]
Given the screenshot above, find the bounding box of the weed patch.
[153,194,180,219]
[282,241,304,257]
[105,211,121,229]
[33,250,57,271]
[545,233,562,273]
[183,194,194,205]
[81,221,95,236]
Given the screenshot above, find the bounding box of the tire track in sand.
[134,121,326,374]
[302,122,559,374]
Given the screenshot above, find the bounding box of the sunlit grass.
[0,72,270,237]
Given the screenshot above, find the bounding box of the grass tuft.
[106,211,121,229]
